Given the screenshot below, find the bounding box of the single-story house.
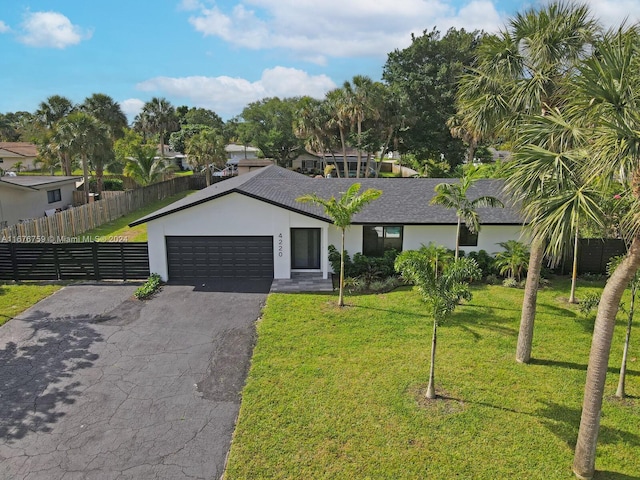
[0,142,39,173]
[130,166,525,282]
[0,176,82,227]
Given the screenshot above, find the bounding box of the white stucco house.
[0,176,81,227]
[131,166,525,282]
[0,142,39,173]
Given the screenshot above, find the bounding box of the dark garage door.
[166,236,274,280]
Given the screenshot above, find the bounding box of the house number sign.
[278,233,284,257]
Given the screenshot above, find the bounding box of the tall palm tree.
[185,130,226,186]
[81,93,128,193]
[36,95,75,175]
[566,26,640,479]
[325,88,352,178]
[297,184,382,306]
[430,168,503,260]
[395,247,481,399]
[54,112,110,203]
[456,1,599,364]
[134,97,179,157]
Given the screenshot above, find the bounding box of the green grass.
[225,278,639,479]
[0,283,62,326]
[81,190,195,241]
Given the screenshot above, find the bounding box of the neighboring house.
[131,166,524,283]
[0,142,39,173]
[237,158,274,175]
[0,176,81,227]
[157,144,188,171]
[291,151,324,173]
[226,144,260,166]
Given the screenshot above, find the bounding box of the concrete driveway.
[0,282,269,480]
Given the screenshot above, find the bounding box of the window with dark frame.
[47,188,62,204]
[458,224,478,246]
[362,226,403,257]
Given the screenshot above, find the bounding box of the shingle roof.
[0,175,81,190]
[0,142,38,157]
[130,165,523,226]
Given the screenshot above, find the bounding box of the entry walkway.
[270,272,334,293]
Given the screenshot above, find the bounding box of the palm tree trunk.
[455,217,461,261]
[573,236,640,480]
[340,127,349,178]
[205,164,211,187]
[426,318,437,399]
[615,283,635,398]
[356,120,362,178]
[516,236,544,363]
[569,224,580,303]
[339,227,346,307]
[82,153,90,204]
[96,165,104,195]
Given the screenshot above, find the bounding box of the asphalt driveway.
[0,282,268,480]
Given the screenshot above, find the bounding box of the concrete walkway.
[270,272,334,293]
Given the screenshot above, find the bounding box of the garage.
[166,236,274,280]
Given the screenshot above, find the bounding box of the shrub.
[328,245,399,287]
[494,240,530,281]
[485,274,500,285]
[89,177,125,192]
[134,273,162,300]
[502,277,518,288]
[468,250,496,277]
[580,293,600,317]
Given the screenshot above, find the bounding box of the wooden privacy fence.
[0,242,150,281]
[1,175,207,242]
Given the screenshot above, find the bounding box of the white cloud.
[120,98,146,122]
[178,0,202,11]
[136,67,336,117]
[18,11,91,49]
[0,21,10,33]
[581,0,640,27]
[187,0,505,60]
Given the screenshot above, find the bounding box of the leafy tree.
[430,168,503,260]
[185,130,226,186]
[123,144,173,186]
[297,184,382,306]
[169,124,213,154]
[383,27,482,167]
[294,97,337,175]
[133,97,179,156]
[177,106,224,130]
[494,240,529,281]
[240,97,306,167]
[325,88,352,177]
[395,246,481,399]
[456,1,599,365]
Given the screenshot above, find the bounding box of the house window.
[47,189,62,204]
[291,228,321,269]
[458,225,478,246]
[362,226,403,256]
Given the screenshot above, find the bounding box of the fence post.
[121,243,127,281]
[52,243,61,280]
[93,242,100,281]
[10,242,19,282]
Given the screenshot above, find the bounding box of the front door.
[291,228,321,269]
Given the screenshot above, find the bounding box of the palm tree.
[134,97,179,157]
[81,94,128,193]
[567,26,640,479]
[123,144,173,186]
[395,247,481,399]
[54,112,110,203]
[36,95,75,175]
[494,240,529,281]
[185,130,226,186]
[430,168,503,260]
[456,1,599,365]
[325,88,352,178]
[297,184,382,306]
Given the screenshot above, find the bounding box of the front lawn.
[81,190,195,242]
[0,283,62,327]
[225,279,639,479]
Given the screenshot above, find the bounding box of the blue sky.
[1,0,638,122]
